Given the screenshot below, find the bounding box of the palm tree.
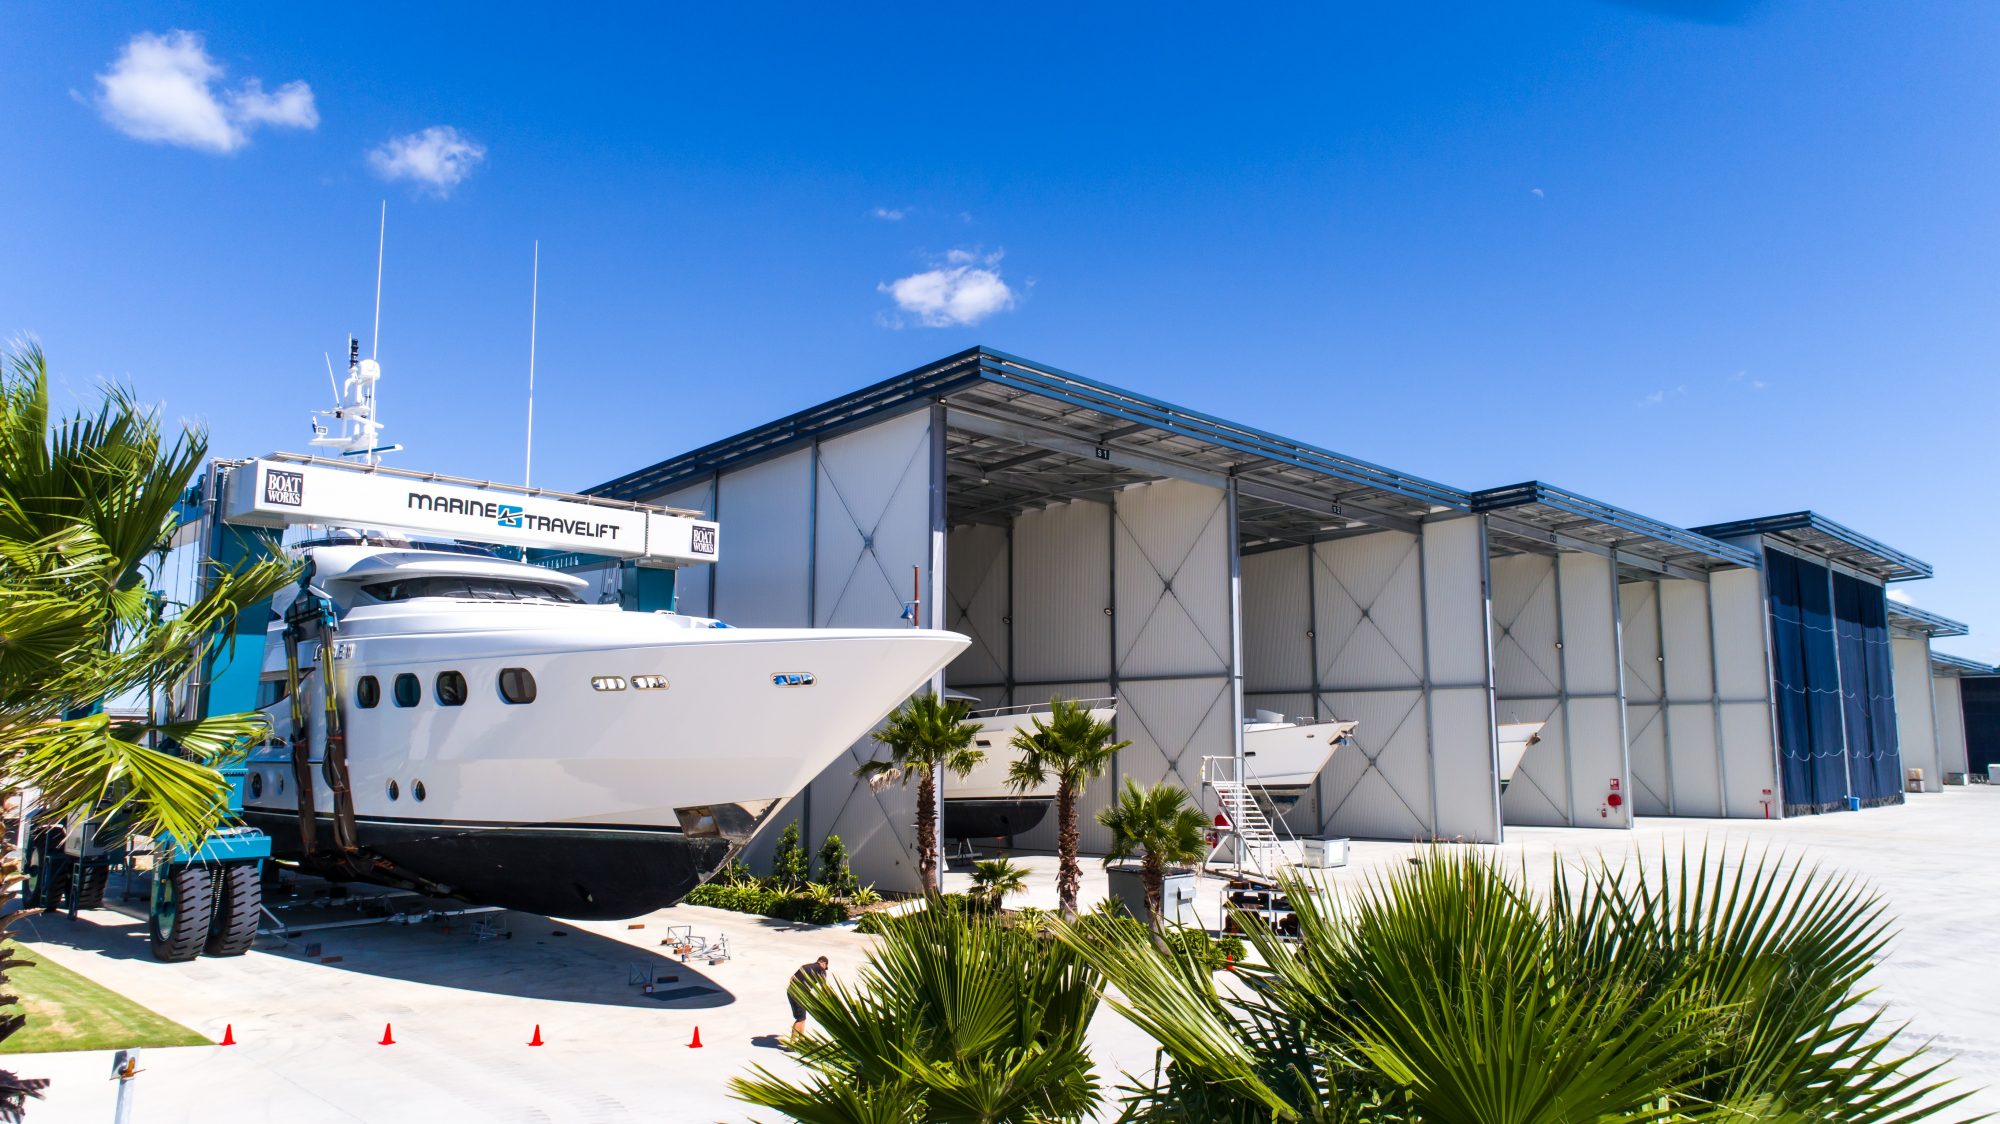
[1058,849,1981,1124]
[858,691,981,891]
[1096,779,1207,929]
[1008,697,1127,920]
[732,903,1102,1124]
[970,857,1028,911]
[0,342,293,848]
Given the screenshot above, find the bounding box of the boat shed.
[1690,513,1932,815]
[1931,651,1998,781]
[1471,484,1775,826]
[1884,602,1969,792]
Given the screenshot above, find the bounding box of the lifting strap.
[280,595,321,860]
[281,582,361,860]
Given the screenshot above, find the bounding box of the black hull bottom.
[242,810,733,921]
[943,798,1051,840]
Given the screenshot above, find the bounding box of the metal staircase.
[1202,757,1299,877]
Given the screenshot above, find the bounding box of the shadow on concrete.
[749,1033,787,1050]
[15,876,735,1011]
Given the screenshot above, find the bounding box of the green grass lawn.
[0,946,208,1054]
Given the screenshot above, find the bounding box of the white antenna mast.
[372,200,386,359]
[525,240,539,489]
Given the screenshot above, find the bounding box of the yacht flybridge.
[197,347,966,920]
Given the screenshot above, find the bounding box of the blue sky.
[2,3,1994,659]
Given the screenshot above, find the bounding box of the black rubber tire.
[20,830,51,910]
[204,864,261,957]
[150,866,215,963]
[72,863,109,910]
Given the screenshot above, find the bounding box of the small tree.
[1097,780,1207,929]
[817,833,857,898]
[858,692,982,892]
[970,857,1029,911]
[771,821,810,890]
[1009,697,1128,919]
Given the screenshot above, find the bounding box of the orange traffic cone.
[219,1024,236,1046]
[379,1023,396,1046]
[687,1026,703,1049]
[528,1024,544,1047]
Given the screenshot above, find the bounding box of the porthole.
[412,780,427,802]
[393,673,421,707]
[356,675,381,708]
[632,675,668,690]
[249,772,264,799]
[436,670,468,707]
[387,779,400,801]
[499,667,537,704]
[591,676,628,692]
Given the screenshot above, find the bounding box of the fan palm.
[0,342,294,847]
[731,904,1102,1124]
[969,857,1028,910]
[1007,697,1127,919]
[858,691,982,891]
[1096,779,1207,929]
[1059,848,1981,1124]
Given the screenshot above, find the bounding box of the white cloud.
[871,207,905,221]
[879,249,1016,328]
[95,30,318,153]
[368,126,487,197]
[1638,390,1665,407]
[1886,588,1913,604]
[1530,187,1545,198]
[1751,379,1768,390]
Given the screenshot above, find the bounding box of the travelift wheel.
[19,829,52,910]
[149,865,214,963]
[204,863,261,957]
[72,863,108,910]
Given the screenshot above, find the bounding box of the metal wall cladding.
[1113,479,1233,679]
[1116,674,1235,809]
[1659,579,1716,701]
[945,524,1010,688]
[1430,687,1503,841]
[1621,581,1664,705]
[816,409,935,629]
[713,449,812,627]
[1890,635,1941,792]
[1556,552,1619,696]
[1314,531,1425,691]
[1241,546,1312,692]
[1934,675,1969,775]
[1719,701,1780,817]
[1626,702,1670,815]
[1316,688,1431,840]
[1709,568,1772,704]
[1490,554,1561,700]
[1664,704,1723,815]
[805,743,925,894]
[1499,695,1567,826]
[1423,517,1494,688]
[1564,696,1630,828]
[1012,500,1112,685]
[656,479,715,615]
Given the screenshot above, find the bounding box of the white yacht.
[241,535,967,919]
[943,698,1117,838]
[1496,721,1549,791]
[1240,710,1359,809]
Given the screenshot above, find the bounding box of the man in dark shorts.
[787,955,829,1042]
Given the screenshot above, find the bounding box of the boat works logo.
[771,672,816,687]
[264,469,304,507]
[405,492,622,541]
[691,525,717,555]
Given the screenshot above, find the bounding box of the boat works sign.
[222,457,719,566]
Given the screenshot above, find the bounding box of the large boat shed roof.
[1689,512,1932,582]
[1932,650,1999,676]
[1471,481,1758,582]
[1888,602,1970,638]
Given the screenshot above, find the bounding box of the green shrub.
[686,880,846,925]
[771,821,810,890]
[817,834,858,897]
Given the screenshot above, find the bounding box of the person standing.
[787,955,829,1043]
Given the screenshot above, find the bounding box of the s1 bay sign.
[221,458,719,567]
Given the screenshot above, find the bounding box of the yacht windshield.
[363,576,584,603]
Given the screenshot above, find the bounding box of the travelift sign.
[221,457,719,566]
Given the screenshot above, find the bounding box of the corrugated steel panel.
[1710,568,1772,704]
[1422,517,1492,687]
[815,409,933,629]
[1664,704,1722,815]
[654,479,715,615]
[1114,479,1232,679]
[713,449,811,627]
[1241,545,1311,692]
[1012,501,1112,684]
[1620,581,1663,703]
[1430,687,1501,842]
[1564,697,1628,827]
[1625,703,1669,814]
[1315,531,1425,691]
[1658,578,1715,702]
[1556,552,1617,695]
[1499,696,1566,826]
[945,524,1009,687]
[1116,675,1234,805]
[1719,701,1780,816]
[1891,635,1940,792]
[1934,674,1969,775]
[1318,687,1430,839]
[1491,554,1560,700]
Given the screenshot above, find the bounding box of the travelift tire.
[204,864,261,957]
[73,863,108,910]
[150,866,214,963]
